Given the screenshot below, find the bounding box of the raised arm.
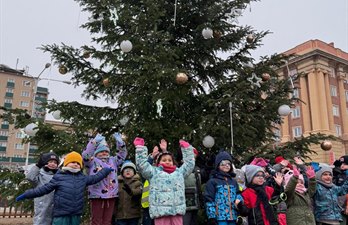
[113,132,127,166]
[177,140,195,178]
[134,137,155,180]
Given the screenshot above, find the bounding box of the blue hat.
[214,151,233,169]
[94,139,110,156]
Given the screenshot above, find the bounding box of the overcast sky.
[0,0,347,118]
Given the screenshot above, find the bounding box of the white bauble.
[202,28,213,39]
[52,110,61,120]
[278,104,291,116]
[120,40,133,53]
[24,123,39,137]
[203,135,215,148]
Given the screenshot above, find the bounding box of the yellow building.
[279,40,348,163]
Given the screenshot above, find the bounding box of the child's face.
[46,160,58,170]
[95,150,109,158]
[219,160,232,173]
[66,162,81,169]
[252,172,266,185]
[159,155,174,167]
[122,168,135,178]
[321,172,333,184]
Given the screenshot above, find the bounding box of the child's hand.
[104,167,114,174]
[16,193,27,202]
[94,134,105,144]
[274,172,284,186]
[294,156,304,165]
[293,166,300,177]
[234,199,241,207]
[179,140,190,148]
[123,183,132,195]
[306,166,316,179]
[133,137,144,146]
[113,132,125,147]
[159,139,167,152]
[36,154,45,168]
[152,146,160,158]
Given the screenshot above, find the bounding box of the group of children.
[15,134,348,225]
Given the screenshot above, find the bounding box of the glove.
[179,140,190,148]
[133,137,144,146]
[122,183,132,195]
[16,193,27,202]
[36,154,45,168]
[104,167,114,174]
[113,132,125,148]
[94,134,105,144]
[208,218,217,225]
[293,166,300,177]
[306,166,316,179]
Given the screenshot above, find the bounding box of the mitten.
[133,137,145,146]
[306,166,316,179]
[94,134,105,144]
[36,154,45,168]
[104,167,114,174]
[123,183,132,195]
[113,132,125,148]
[293,166,300,177]
[208,218,217,225]
[179,140,190,148]
[16,193,27,202]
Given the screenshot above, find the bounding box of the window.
[0,131,9,136]
[20,101,29,107]
[0,142,7,147]
[6,88,13,93]
[15,143,24,150]
[291,88,299,98]
[16,132,25,138]
[291,107,301,118]
[21,91,30,97]
[330,68,336,78]
[274,129,281,141]
[333,105,340,117]
[7,78,14,83]
[4,98,12,103]
[292,126,302,137]
[23,81,31,86]
[335,125,342,137]
[1,121,9,125]
[330,85,337,97]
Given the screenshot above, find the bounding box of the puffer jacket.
[26,165,55,225]
[135,145,195,219]
[115,174,143,219]
[23,168,111,217]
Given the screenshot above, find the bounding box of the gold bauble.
[213,30,222,39]
[102,78,110,87]
[176,72,188,85]
[83,51,91,59]
[59,65,68,75]
[261,73,271,81]
[246,34,255,43]
[320,140,332,151]
[121,133,128,142]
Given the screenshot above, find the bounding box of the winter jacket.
[285,176,316,225]
[115,174,143,219]
[26,165,55,225]
[204,170,243,221]
[82,141,127,199]
[241,185,279,225]
[22,168,111,217]
[135,145,195,219]
[313,180,348,223]
[184,166,203,211]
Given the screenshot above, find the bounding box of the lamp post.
[229,101,234,155]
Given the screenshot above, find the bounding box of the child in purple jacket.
[82,133,127,225]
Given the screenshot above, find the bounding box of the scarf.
[62,167,81,173]
[317,180,334,188]
[96,156,110,162]
[43,166,58,174]
[159,163,177,174]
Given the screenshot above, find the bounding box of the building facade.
[279,40,348,163]
[0,64,49,169]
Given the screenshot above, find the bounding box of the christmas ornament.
[278,104,291,116]
[109,7,118,26]
[24,123,39,137]
[202,28,213,39]
[203,135,215,148]
[52,110,61,120]
[82,51,91,59]
[261,73,271,81]
[119,116,129,126]
[103,78,110,87]
[321,140,332,151]
[213,30,222,39]
[121,133,128,142]
[247,73,262,88]
[176,72,188,84]
[156,99,163,117]
[246,34,255,43]
[120,40,133,53]
[59,65,68,75]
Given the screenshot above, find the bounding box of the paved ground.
[0,217,32,225]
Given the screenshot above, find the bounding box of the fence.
[0,198,32,218]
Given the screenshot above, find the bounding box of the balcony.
[6,82,15,88]
[11,157,26,163]
[5,92,13,98]
[35,96,47,103]
[0,157,10,162]
[0,146,6,152]
[0,136,8,141]
[1,124,9,129]
[36,87,48,94]
[3,103,12,109]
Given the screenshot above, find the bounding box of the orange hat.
[63,151,83,168]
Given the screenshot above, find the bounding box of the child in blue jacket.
[16,151,113,225]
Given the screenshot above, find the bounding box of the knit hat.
[94,139,110,156]
[214,151,233,169]
[42,152,60,165]
[121,161,137,174]
[63,151,83,168]
[245,165,264,184]
[275,156,285,164]
[250,157,268,167]
[193,148,199,156]
[315,163,333,181]
[339,155,348,165]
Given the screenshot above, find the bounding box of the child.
[204,151,244,225]
[115,161,142,225]
[82,133,127,225]
[284,166,316,225]
[134,137,195,225]
[16,151,113,225]
[313,163,348,225]
[240,164,283,225]
[26,151,60,225]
